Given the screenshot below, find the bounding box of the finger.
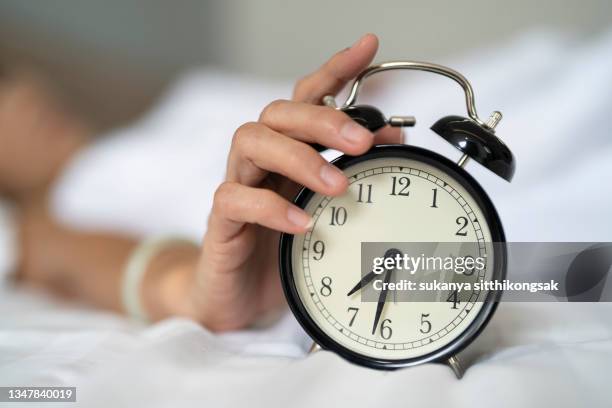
[228,121,348,196]
[293,33,378,104]
[259,100,374,155]
[374,126,404,145]
[210,181,313,241]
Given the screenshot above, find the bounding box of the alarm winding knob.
[485,111,503,130]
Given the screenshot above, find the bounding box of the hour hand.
[346,270,378,296]
[347,248,402,297]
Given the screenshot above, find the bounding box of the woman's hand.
[189,34,402,331]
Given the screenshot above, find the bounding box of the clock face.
[280,145,505,368]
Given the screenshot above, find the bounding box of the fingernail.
[340,121,373,144]
[320,163,347,188]
[287,207,313,230]
[351,34,367,49]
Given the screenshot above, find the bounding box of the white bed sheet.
[2,285,611,407]
[1,28,612,407]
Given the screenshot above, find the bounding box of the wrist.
[140,241,200,322]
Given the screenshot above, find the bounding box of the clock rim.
[279,144,506,370]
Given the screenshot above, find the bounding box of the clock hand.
[346,270,378,296]
[371,267,393,335]
[347,248,402,297]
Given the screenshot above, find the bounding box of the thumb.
[292,33,378,104]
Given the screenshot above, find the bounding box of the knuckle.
[213,182,237,212]
[318,109,345,136]
[231,121,259,150]
[259,99,287,123]
[257,189,280,216]
[250,193,266,214]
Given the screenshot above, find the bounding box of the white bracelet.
[121,236,196,323]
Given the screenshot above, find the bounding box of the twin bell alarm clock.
[279,61,515,378]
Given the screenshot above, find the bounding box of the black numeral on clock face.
[329,206,347,226]
[320,276,332,297]
[447,290,460,309]
[455,216,468,236]
[390,176,410,196]
[312,240,325,260]
[380,318,393,339]
[357,183,373,203]
[347,307,359,327]
[419,313,432,334]
[431,188,438,208]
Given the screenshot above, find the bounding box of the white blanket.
[1,29,612,407]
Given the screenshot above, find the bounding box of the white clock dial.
[290,156,496,360]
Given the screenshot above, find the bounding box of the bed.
[1,28,611,407]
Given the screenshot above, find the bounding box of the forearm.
[17,205,200,321]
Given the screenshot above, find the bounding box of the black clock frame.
[279,144,507,370]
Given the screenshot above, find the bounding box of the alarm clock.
[279,61,515,378]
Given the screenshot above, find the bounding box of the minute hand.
[371,268,393,335]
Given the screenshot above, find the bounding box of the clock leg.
[446,355,465,379]
[309,342,322,354]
